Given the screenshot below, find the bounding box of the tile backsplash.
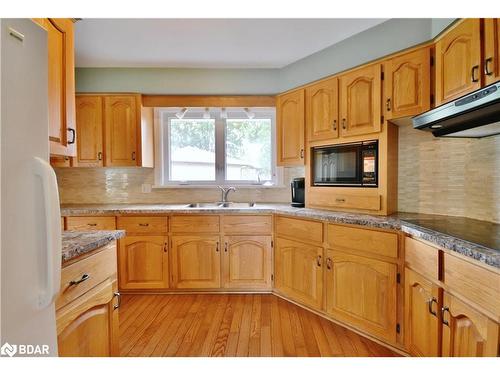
[55,166,305,205]
[55,126,500,223]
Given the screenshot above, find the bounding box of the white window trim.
[153,107,282,188]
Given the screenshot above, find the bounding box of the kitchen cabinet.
[221,235,272,290]
[275,237,323,310]
[339,63,382,137]
[66,216,116,231]
[118,236,169,290]
[305,77,339,141]
[276,89,305,166]
[441,292,499,357]
[324,249,398,343]
[171,235,221,289]
[50,156,72,167]
[484,18,500,85]
[75,96,103,167]
[384,47,431,119]
[404,268,440,357]
[435,19,482,105]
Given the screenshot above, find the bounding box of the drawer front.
[444,253,500,319]
[327,224,398,259]
[171,215,220,233]
[308,192,381,211]
[117,216,168,234]
[275,216,323,244]
[66,216,116,231]
[405,237,439,280]
[222,215,272,234]
[57,242,117,310]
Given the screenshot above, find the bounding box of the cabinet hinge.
[381,71,384,80]
[396,323,401,334]
[396,273,401,284]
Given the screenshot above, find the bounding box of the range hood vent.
[412,81,500,138]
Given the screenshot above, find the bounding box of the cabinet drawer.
[308,192,381,211]
[222,215,272,234]
[117,216,168,234]
[405,237,439,280]
[66,216,116,231]
[275,216,323,244]
[327,224,398,259]
[444,253,500,320]
[171,215,220,233]
[56,242,117,310]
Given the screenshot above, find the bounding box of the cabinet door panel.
[441,292,499,357]
[75,96,103,167]
[404,268,440,356]
[119,236,169,290]
[385,47,431,119]
[104,96,138,166]
[484,18,500,85]
[435,19,481,105]
[222,236,272,290]
[171,235,221,289]
[277,89,305,166]
[340,64,381,137]
[325,249,397,343]
[275,237,323,309]
[306,77,339,141]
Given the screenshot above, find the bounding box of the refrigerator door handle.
[33,157,62,309]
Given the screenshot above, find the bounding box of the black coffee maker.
[290,177,305,207]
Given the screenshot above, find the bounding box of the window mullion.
[215,116,225,184]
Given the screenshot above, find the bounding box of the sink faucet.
[218,186,236,203]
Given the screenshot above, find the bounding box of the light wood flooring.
[119,294,399,357]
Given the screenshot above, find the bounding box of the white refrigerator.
[0,18,62,356]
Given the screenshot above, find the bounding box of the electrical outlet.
[141,183,152,193]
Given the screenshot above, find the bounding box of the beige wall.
[398,124,500,223]
[55,166,305,205]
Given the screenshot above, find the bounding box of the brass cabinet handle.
[97,151,102,161]
[224,242,228,252]
[326,257,332,270]
[316,255,322,267]
[335,198,346,203]
[113,292,121,310]
[87,223,97,227]
[471,65,479,82]
[428,297,437,316]
[342,118,347,130]
[386,98,391,111]
[69,273,90,286]
[332,119,337,131]
[131,151,136,161]
[67,128,76,144]
[163,242,168,253]
[485,57,493,76]
[300,149,304,159]
[138,223,149,227]
[441,306,450,326]
[216,242,219,252]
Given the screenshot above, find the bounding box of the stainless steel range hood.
[412,81,500,138]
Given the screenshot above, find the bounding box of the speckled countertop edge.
[60,204,499,268]
[62,230,125,264]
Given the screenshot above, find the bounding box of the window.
[157,107,277,186]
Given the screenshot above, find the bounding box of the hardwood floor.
[119,294,399,357]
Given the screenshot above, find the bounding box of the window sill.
[152,184,287,189]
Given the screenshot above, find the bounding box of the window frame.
[155,107,278,187]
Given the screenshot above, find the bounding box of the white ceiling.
[75,19,388,68]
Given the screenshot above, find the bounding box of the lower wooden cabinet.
[118,236,169,290]
[222,235,272,290]
[57,279,119,357]
[404,268,440,356]
[441,292,499,357]
[325,249,398,343]
[275,237,323,309]
[171,235,221,289]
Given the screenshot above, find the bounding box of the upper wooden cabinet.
[305,77,339,142]
[384,47,431,119]
[435,19,482,105]
[276,89,305,166]
[75,96,103,167]
[339,64,382,137]
[34,18,76,157]
[484,18,500,85]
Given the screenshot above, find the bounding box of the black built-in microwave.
[311,140,378,187]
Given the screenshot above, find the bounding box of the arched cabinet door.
[171,235,221,289]
[119,236,169,290]
[75,95,103,167]
[222,236,272,290]
[484,18,500,85]
[277,89,305,166]
[306,77,339,142]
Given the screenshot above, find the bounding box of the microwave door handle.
[291,182,295,200]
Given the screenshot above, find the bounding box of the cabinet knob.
[326,257,332,270]
[163,242,168,253]
[485,57,493,76]
[332,119,337,131]
[441,306,450,326]
[113,292,121,310]
[67,128,76,144]
[98,151,102,161]
[471,65,479,83]
[316,255,322,267]
[131,151,136,161]
[427,297,437,316]
[342,118,346,130]
[224,242,228,252]
[386,98,391,112]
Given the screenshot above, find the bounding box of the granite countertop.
[62,230,125,264]
[60,203,500,268]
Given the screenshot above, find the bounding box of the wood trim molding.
[142,95,276,108]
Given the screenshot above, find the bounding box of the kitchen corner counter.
[60,203,500,268]
[62,230,125,264]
